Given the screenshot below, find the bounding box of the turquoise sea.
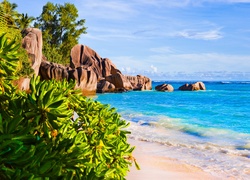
[96,81,250,179]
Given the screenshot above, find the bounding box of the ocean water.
[96,81,250,179]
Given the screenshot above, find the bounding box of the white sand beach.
[126,139,227,180]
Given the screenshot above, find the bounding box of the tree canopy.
[0,1,33,78]
[0,0,35,31]
[16,13,35,31]
[34,2,87,65]
[0,0,18,27]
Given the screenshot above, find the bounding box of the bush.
[0,32,138,179]
[0,10,33,79]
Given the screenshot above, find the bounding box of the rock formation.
[17,28,43,91]
[39,61,69,81]
[105,72,133,91]
[178,82,206,91]
[14,77,30,91]
[68,67,98,95]
[125,75,152,90]
[20,28,152,95]
[155,84,174,92]
[70,44,119,79]
[70,44,152,93]
[96,80,115,93]
[22,28,43,76]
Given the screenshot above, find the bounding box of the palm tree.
[16,13,35,30]
[0,0,18,27]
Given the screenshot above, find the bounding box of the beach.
[127,139,224,180]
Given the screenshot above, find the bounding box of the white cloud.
[125,67,131,72]
[150,65,158,73]
[148,53,250,73]
[174,28,223,40]
[120,66,139,75]
[97,53,250,80]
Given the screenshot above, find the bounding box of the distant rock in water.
[179,81,206,91]
[155,84,174,92]
[125,75,152,91]
[20,28,152,95]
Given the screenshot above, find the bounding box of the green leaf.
[134,159,141,170]
[0,113,3,133]
[39,161,54,174]
[7,115,23,134]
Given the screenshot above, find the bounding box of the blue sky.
[12,0,250,79]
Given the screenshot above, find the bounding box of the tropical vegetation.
[0,0,35,31]
[34,2,87,65]
[0,1,138,179]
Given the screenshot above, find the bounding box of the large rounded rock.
[68,67,97,96]
[13,77,30,92]
[22,28,43,76]
[96,80,115,93]
[101,58,120,77]
[194,81,206,90]
[179,81,206,91]
[105,72,133,90]
[70,44,119,79]
[155,84,174,92]
[39,61,69,81]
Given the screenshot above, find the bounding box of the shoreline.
[126,138,226,180]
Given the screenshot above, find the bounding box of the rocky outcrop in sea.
[155,84,174,92]
[178,82,206,91]
[155,82,206,92]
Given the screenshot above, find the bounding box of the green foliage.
[0,33,21,92]
[0,0,18,27]
[34,2,87,65]
[42,42,63,65]
[0,5,34,79]
[0,34,32,82]
[0,0,34,31]
[0,2,20,40]
[0,29,137,179]
[0,34,20,77]
[15,13,35,31]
